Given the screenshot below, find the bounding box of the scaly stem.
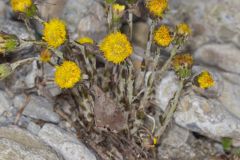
[107,4,113,32]
[157,45,178,80]
[154,79,184,141]
[145,19,155,57]
[11,57,37,70]
[128,12,133,41]
[33,16,45,24]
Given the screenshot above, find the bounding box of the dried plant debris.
[92,85,128,132]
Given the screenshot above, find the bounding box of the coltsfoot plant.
[0,0,216,159]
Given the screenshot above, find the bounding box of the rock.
[22,95,60,123]
[38,124,97,160]
[168,0,240,49]
[0,90,11,116]
[132,22,149,48]
[0,125,61,160]
[38,0,67,19]
[156,69,240,144]
[0,20,32,40]
[41,64,62,97]
[0,1,6,18]
[161,124,189,148]
[194,43,240,74]
[62,0,107,40]
[27,122,41,135]
[24,60,38,88]
[158,132,221,160]
[156,71,179,111]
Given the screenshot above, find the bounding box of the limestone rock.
[38,124,97,160]
[0,125,61,160]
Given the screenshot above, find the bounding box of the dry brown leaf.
[92,85,128,132]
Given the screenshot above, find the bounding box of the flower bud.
[0,32,20,54]
[172,54,193,79]
[112,4,126,22]
[0,63,13,80]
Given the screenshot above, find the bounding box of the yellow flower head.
[54,61,81,89]
[177,23,192,36]
[197,70,215,89]
[43,19,67,48]
[40,49,51,62]
[172,54,193,71]
[100,32,133,64]
[154,25,172,47]
[146,0,168,17]
[113,4,125,13]
[78,37,94,45]
[10,0,32,12]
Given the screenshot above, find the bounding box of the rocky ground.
[1,0,240,159]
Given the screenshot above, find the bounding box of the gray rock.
[132,22,149,49]
[27,122,41,135]
[38,124,97,160]
[156,69,240,144]
[194,43,240,74]
[158,132,221,160]
[0,125,61,160]
[168,0,240,49]
[0,1,6,18]
[23,95,60,123]
[156,71,179,111]
[161,124,189,148]
[24,61,38,88]
[0,20,32,40]
[62,0,107,40]
[0,90,10,116]
[38,0,67,19]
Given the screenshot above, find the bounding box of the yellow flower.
[10,0,32,12]
[113,4,125,13]
[172,54,193,71]
[40,49,51,62]
[154,25,172,47]
[43,19,67,48]
[100,32,133,64]
[78,37,94,45]
[197,71,215,89]
[54,61,81,89]
[177,23,192,36]
[146,0,168,17]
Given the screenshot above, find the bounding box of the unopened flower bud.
[0,63,13,80]
[0,32,20,54]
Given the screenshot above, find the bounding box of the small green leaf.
[222,137,232,151]
[105,0,116,4]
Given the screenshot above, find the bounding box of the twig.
[154,79,184,141]
[14,95,31,125]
